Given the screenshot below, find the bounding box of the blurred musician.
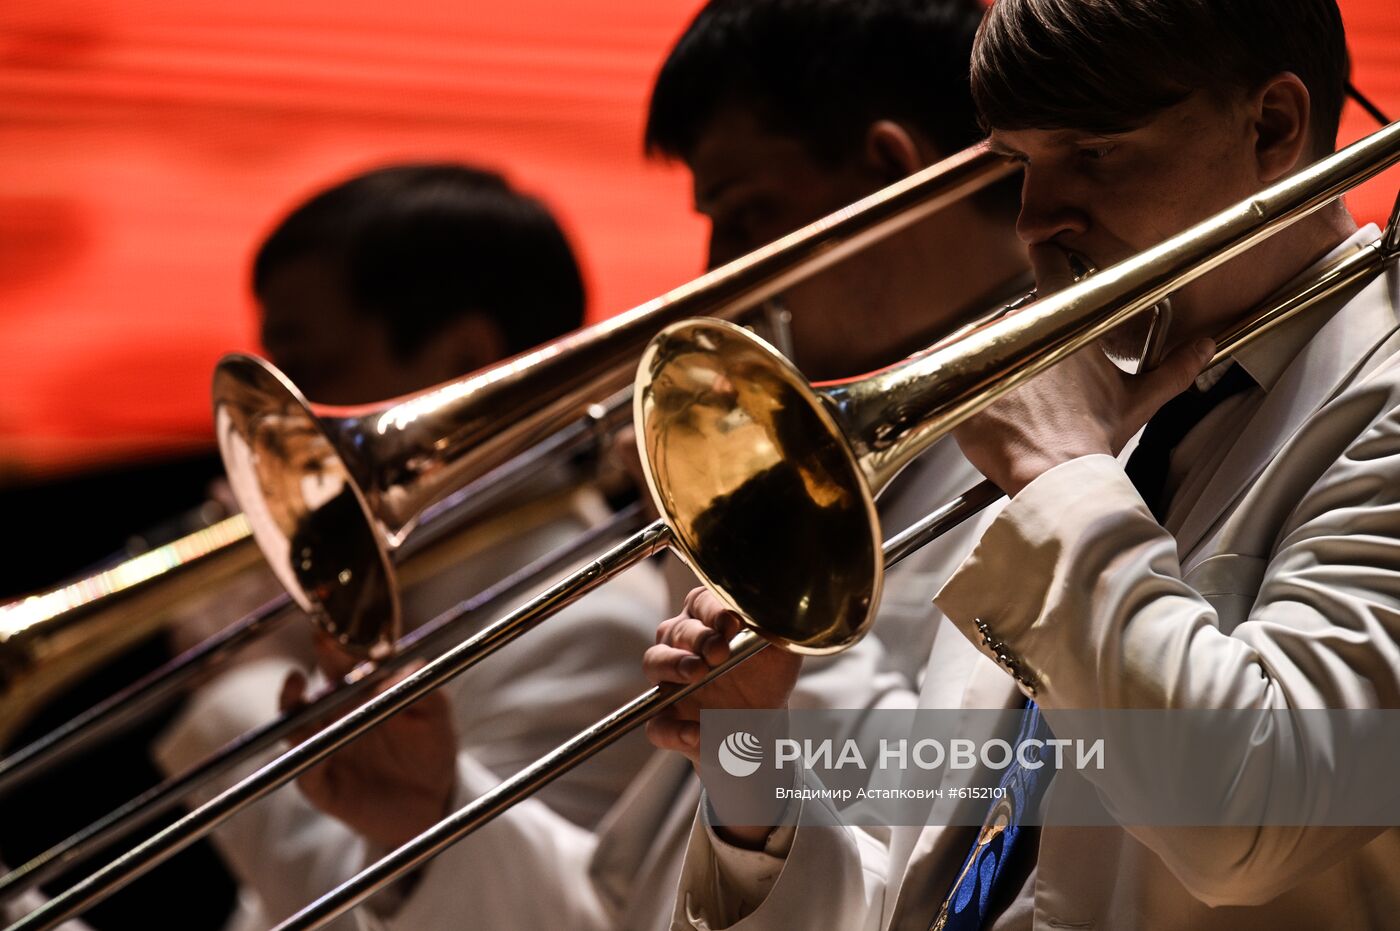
[326,2,1026,929]
[152,163,669,931]
[650,1,1400,928]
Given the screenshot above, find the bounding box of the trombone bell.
[213,356,397,657]
[635,319,882,653]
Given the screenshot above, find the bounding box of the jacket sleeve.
[671,797,893,931]
[356,752,612,931]
[667,625,936,929]
[934,386,1400,907]
[153,657,369,931]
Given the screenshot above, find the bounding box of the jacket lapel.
[1175,251,1400,568]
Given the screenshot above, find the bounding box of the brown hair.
[972,0,1349,153]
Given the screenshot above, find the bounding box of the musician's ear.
[1250,72,1312,184]
[864,120,928,182]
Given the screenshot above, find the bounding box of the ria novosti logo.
[718,731,764,777]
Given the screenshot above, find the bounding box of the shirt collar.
[1224,223,1382,392]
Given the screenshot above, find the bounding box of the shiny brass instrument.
[269,122,1400,931]
[12,119,1399,931]
[0,388,623,796]
[0,515,267,753]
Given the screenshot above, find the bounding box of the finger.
[678,590,744,659]
[313,629,362,681]
[681,586,708,616]
[645,715,700,757]
[279,670,307,715]
[687,589,739,628]
[1130,337,1216,423]
[643,643,710,685]
[710,609,743,646]
[655,615,681,645]
[662,616,735,667]
[280,670,328,745]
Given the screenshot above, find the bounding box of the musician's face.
[258,256,458,405]
[689,111,878,271]
[988,91,1284,345]
[684,106,1013,379]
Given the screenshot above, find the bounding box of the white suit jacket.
[673,225,1400,930]
[356,436,995,931]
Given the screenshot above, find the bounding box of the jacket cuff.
[934,454,1150,701]
[700,798,795,911]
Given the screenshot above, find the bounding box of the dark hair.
[253,164,584,359]
[645,0,990,166]
[972,0,1349,152]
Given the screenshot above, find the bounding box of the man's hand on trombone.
[278,631,459,851]
[953,244,1216,497]
[642,587,801,764]
[642,587,801,849]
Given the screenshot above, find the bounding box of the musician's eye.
[1077,144,1116,163]
[990,146,1028,164]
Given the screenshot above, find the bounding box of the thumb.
[279,669,329,745]
[280,669,308,715]
[1133,337,1216,422]
[312,628,362,682]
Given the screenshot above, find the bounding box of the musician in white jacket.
[154,164,671,931]
[647,1,1400,928]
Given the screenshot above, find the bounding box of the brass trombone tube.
[213,147,1017,652]
[270,487,998,931]
[0,516,262,751]
[0,593,293,796]
[819,121,1400,500]
[16,123,1397,929]
[6,518,673,931]
[1208,226,1399,369]
[332,145,1015,536]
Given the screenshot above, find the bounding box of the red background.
[1,0,1397,481]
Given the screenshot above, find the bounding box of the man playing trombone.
[151,164,670,931]
[647,0,1400,928]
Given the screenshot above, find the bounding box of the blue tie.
[931,702,1052,931]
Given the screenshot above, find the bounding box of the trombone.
[12,118,1400,930]
[0,384,631,795]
